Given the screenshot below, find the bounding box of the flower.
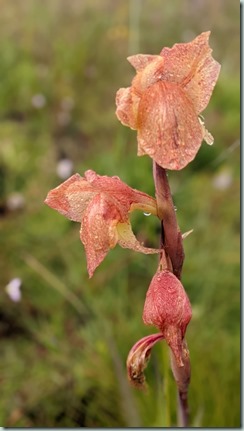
[45,170,160,277]
[143,269,192,366]
[116,31,221,170]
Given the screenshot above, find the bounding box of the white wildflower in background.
[5,278,22,302]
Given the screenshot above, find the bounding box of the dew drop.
[174,206,177,212]
[143,212,151,217]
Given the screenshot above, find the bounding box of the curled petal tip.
[127,333,164,388]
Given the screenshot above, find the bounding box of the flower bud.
[143,270,192,366]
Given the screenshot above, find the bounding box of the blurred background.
[0,0,240,427]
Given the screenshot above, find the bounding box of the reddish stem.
[153,161,190,427]
[153,162,184,279]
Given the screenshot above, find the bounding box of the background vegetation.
[0,0,240,427]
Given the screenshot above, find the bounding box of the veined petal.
[137,81,203,170]
[159,31,221,113]
[117,222,160,255]
[127,333,164,387]
[81,194,120,278]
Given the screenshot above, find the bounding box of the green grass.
[0,0,240,427]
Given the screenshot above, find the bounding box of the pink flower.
[116,31,221,170]
[45,170,160,277]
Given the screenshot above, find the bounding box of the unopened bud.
[143,270,192,366]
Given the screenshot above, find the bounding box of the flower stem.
[153,161,184,279]
[163,344,171,427]
[153,161,190,427]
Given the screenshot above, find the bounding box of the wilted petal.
[137,81,203,170]
[143,270,192,366]
[44,174,94,222]
[159,31,221,113]
[127,333,164,387]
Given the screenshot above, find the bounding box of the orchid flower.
[45,169,160,277]
[116,31,221,170]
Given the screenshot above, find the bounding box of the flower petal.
[117,222,160,255]
[115,87,139,129]
[85,169,158,216]
[143,270,192,366]
[137,81,203,170]
[44,173,94,222]
[80,194,120,277]
[127,54,160,71]
[159,31,221,113]
[127,333,164,387]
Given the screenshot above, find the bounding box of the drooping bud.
[126,333,164,388]
[143,270,192,366]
